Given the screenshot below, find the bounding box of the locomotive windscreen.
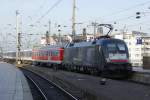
[106,41,128,62]
[107,43,126,52]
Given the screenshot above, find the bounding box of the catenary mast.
[72,0,76,41]
[16,10,21,65]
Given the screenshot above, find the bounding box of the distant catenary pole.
[72,0,76,41]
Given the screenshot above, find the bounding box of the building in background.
[41,36,57,45]
[113,31,150,69]
[97,27,103,36]
[71,34,94,42]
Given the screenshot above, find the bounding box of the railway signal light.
[136,12,140,15]
[136,12,141,19]
[136,16,141,19]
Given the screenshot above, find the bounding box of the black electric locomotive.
[63,24,132,78]
[63,37,132,78]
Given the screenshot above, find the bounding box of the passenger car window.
[51,50,59,56]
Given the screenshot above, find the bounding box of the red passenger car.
[32,45,64,65]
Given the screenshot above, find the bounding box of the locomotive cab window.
[107,42,126,53]
[107,43,117,52]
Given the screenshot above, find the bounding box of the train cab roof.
[96,38,126,45]
[67,37,126,48]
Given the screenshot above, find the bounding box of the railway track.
[24,65,150,86]
[21,66,150,100]
[25,75,46,100]
[20,68,78,100]
[22,64,150,87]
[29,64,150,86]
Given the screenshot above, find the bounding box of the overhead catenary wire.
[25,0,63,38]
[113,19,150,32]
[126,13,150,28]
[100,0,150,29]
[105,8,150,32]
[26,0,150,37]
[31,0,48,19]
[103,0,150,18]
[105,15,135,24]
[35,0,63,23]
[127,20,150,28]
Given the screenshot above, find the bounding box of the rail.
[20,68,78,100]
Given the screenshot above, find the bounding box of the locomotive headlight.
[106,58,110,62]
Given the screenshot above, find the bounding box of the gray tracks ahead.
[20,68,78,100]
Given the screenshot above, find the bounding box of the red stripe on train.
[110,59,128,62]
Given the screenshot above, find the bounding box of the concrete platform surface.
[133,67,150,73]
[0,62,33,100]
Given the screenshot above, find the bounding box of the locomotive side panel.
[63,47,75,65]
[72,47,81,65]
[82,46,100,67]
[63,45,105,70]
[83,46,95,66]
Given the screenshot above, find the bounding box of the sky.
[0,0,150,50]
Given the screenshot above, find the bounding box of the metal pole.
[6,33,8,52]
[122,25,126,40]
[16,10,21,65]
[16,10,19,64]
[58,25,61,45]
[72,0,76,41]
[93,21,97,39]
[49,20,51,44]
[0,47,3,58]
[94,22,96,39]
[59,30,61,45]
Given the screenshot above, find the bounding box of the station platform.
[0,62,33,100]
[133,67,150,73]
